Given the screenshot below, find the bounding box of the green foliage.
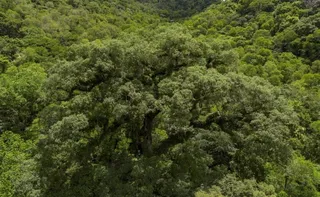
[0,131,39,197]
[196,174,276,197]
[266,155,320,197]
[0,0,319,196]
[0,63,46,132]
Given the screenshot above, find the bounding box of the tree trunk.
[140,110,160,156]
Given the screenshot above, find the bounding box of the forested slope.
[0,0,319,196]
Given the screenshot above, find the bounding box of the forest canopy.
[0,0,319,196]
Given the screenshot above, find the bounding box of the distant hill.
[137,0,220,18]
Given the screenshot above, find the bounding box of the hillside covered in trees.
[0,0,320,196]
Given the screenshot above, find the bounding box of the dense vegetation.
[0,0,319,196]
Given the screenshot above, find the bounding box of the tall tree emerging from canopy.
[36,25,299,196]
